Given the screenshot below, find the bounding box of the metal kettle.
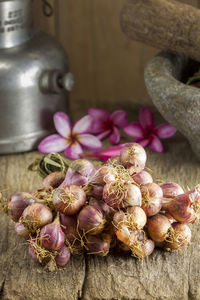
[0,0,74,154]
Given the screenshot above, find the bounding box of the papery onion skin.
[15,222,29,239]
[62,159,95,186]
[164,222,191,250]
[161,211,176,224]
[141,183,163,216]
[28,244,39,263]
[161,182,184,211]
[89,185,104,199]
[90,165,116,186]
[89,197,114,220]
[147,214,171,242]
[43,172,65,188]
[78,205,106,235]
[21,203,53,232]
[161,182,184,198]
[53,185,86,216]
[103,182,142,209]
[86,234,110,256]
[140,239,155,257]
[40,216,65,250]
[132,170,153,185]
[115,227,138,246]
[55,245,71,266]
[60,213,79,242]
[126,206,147,230]
[168,193,197,223]
[8,192,35,222]
[120,143,147,174]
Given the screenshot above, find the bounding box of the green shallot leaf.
[28,153,70,178]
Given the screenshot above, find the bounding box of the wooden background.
[33,0,200,114]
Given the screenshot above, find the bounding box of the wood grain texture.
[32,0,199,112]
[0,133,200,299]
[0,153,85,300]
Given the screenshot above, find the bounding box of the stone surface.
[144,51,200,161]
[0,137,200,300]
[120,0,200,62]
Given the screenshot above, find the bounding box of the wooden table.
[0,137,200,300]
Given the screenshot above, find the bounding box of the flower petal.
[80,143,126,161]
[88,108,110,133]
[154,123,177,139]
[110,110,128,128]
[109,126,120,144]
[148,135,163,152]
[77,134,102,151]
[64,141,83,159]
[134,137,151,147]
[124,122,144,138]
[72,115,93,134]
[96,129,112,140]
[88,108,110,122]
[53,112,72,138]
[139,107,154,130]
[38,134,68,153]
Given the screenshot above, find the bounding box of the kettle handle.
[40,70,75,94]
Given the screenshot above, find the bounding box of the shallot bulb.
[43,172,65,188]
[147,214,171,242]
[55,245,71,266]
[160,182,184,211]
[21,203,53,233]
[130,238,155,258]
[140,183,163,216]
[15,222,29,239]
[8,192,35,222]
[53,185,86,215]
[28,244,39,263]
[168,192,199,223]
[62,159,95,186]
[89,165,117,185]
[89,197,114,220]
[60,213,79,242]
[86,234,110,256]
[88,185,104,199]
[165,222,191,250]
[40,215,65,250]
[113,208,147,246]
[78,205,106,235]
[103,182,142,209]
[132,170,153,185]
[120,143,147,174]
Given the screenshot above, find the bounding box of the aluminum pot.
[0,0,74,154]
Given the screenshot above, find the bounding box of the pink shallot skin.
[132,170,153,185]
[140,183,163,216]
[168,193,197,224]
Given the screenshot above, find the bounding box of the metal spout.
[0,0,33,49]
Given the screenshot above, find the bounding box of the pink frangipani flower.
[123,107,177,152]
[38,112,102,159]
[88,108,128,145]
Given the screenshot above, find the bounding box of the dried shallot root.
[1,143,198,271]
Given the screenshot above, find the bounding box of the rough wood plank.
[82,139,200,300]
[0,153,85,300]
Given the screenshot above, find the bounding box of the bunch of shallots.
[4,143,199,271]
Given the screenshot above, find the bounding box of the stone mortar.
[144,51,200,160]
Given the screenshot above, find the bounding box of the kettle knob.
[40,70,75,94]
[60,72,75,92]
